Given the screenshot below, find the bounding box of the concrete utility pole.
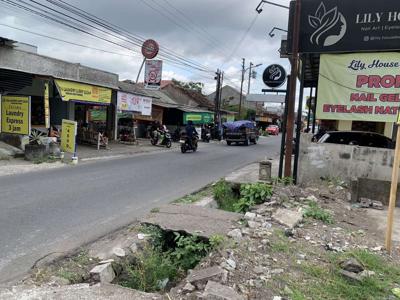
[284,0,301,178]
[214,69,222,137]
[238,58,245,118]
[247,62,254,95]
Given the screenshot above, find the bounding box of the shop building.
[0,38,119,148]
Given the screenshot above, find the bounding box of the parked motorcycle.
[150,130,172,148]
[180,133,198,153]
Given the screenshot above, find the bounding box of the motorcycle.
[201,128,211,143]
[150,130,172,148]
[180,133,198,153]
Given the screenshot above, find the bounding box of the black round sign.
[262,64,287,88]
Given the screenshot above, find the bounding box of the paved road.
[0,136,280,284]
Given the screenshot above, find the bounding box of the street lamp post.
[239,60,262,119]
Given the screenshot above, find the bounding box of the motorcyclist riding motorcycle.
[181,121,198,153]
[150,121,171,148]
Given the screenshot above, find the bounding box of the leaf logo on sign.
[308,2,347,47]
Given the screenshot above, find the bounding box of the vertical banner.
[44,82,50,129]
[61,119,77,154]
[144,60,163,90]
[1,95,31,135]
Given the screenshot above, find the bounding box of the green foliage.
[272,176,294,186]
[213,180,238,212]
[122,246,177,292]
[240,183,273,205]
[209,234,225,249]
[170,233,210,270]
[233,198,255,213]
[57,268,82,283]
[29,129,45,145]
[303,201,334,224]
[290,250,400,300]
[139,224,165,249]
[174,186,212,204]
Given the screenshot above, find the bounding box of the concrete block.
[90,263,115,283]
[272,208,303,229]
[186,266,225,285]
[203,281,244,300]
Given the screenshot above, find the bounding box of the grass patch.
[270,229,291,253]
[213,180,239,212]
[288,250,400,300]
[174,185,213,204]
[303,201,334,224]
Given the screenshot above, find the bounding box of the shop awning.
[54,79,112,105]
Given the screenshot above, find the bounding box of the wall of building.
[298,134,395,185]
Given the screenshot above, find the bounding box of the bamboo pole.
[385,125,400,252]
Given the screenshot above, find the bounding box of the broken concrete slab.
[90,263,115,283]
[272,208,303,229]
[203,281,244,300]
[0,141,24,159]
[141,204,241,239]
[186,266,226,286]
[340,258,364,273]
[194,196,219,209]
[0,283,162,300]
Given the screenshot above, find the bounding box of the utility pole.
[284,0,301,178]
[247,62,254,95]
[214,69,222,136]
[238,58,245,119]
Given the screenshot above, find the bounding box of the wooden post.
[385,125,400,252]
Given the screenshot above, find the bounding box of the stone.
[273,297,283,300]
[186,266,225,286]
[254,266,264,275]
[137,233,149,240]
[270,268,284,275]
[244,212,256,220]
[307,195,319,202]
[339,270,362,282]
[247,221,261,229]
[359,197,372,208]
[112,247,126,257]
[130,242,138,253]
[98,259,114,265]
[203,281,244,300]
[371,201,384,210]
[272,208,303,229]
[340,258,364,273]
[183,282,196,293]
[226,259,236,270]
[227,229,242,240]
[90,263,115,283]
[359,270,375,278]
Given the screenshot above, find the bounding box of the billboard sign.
[117,91,153,116]
[317,52,400,122]
[144,60,163,90]
[1,95,30,135]
[295,0,400,53]
[262,64,287,88]
[55,80,112,105]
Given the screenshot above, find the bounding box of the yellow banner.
[317,52,400,122]
[1,95,30,135]
[55,79,111,104]
[61,119,77,154]
[44,82,50,128]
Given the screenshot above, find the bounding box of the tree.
[172,78,204,93]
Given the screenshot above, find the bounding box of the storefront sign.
[296,0,400,53]
[141,39,159,59]
[317,52,400,122]
[144,60,163,90]
[61,119,77,154]
[1,95,30,135]
[55,79,111,104]
[262,65,287,88]
[117,91,153,116]
[44,82,50,129]
[183,112,214,125]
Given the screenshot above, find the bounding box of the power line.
[1,0,213,73]
[221,14,259,68]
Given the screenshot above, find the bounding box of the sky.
[0,0,292,95]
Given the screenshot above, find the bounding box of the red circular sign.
[141,39,159,59]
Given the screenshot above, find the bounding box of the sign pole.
[385,123,400,252]
[135,57,146,84]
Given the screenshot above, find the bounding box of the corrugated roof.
[118,80,156,98]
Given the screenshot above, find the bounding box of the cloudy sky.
[0,0,291,95]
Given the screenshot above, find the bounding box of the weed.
[57,268,82,283]
[139,224,165,249]
[209,234,225,249]
[122,246,177,292]
[174,186,213,204]
[213,180,238,212]
[303,201,334,224]
[233,197,255,213]
[272,176,294,186]
[240,183,273,205]
[150,207,160,213]
[170,232,210,270]
[288,250,400,300]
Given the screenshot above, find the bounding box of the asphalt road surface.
[0,136,280,284]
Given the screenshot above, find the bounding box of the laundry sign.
[317,52,400,122]
[0,95,30,135]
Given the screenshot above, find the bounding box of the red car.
[266,125,279,135]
